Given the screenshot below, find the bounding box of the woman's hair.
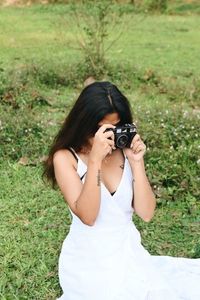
[42,81,133,188]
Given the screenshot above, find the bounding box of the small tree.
[72,0,123,78]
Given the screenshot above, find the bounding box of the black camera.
[106,123,137,149]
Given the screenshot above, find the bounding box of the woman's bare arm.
[53,150,102,226]
[124,133,156,222]
[130,158,156,222]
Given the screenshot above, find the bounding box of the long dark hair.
[42,81,133,188]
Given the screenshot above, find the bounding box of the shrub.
[144,0,168,12]
[70,0,124,78]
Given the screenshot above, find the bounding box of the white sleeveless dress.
[57,153,200,300]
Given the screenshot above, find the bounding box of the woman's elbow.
[142,214,154,222]
[83,219,95,226]
[80,216,97,226]
[142,209,156,222]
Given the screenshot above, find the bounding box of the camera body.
[106,123,137,149]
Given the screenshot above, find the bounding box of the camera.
[106,123,137,149]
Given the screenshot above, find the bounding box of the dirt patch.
[2,0,27,6]
[1,0,44,6]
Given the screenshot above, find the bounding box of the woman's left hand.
[123,134,146,162]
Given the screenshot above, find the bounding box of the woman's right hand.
[89,124,116,163]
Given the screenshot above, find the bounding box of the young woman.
[43,81,200,300]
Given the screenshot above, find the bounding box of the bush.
[70,0,125,78]
[136,105,200,204]
[144,0,168,12]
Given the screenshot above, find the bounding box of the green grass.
[0,162,68,299]
[0,3,200,299]
[0,5,200,75]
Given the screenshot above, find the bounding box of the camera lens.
[116,134,128,148]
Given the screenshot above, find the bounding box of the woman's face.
[88,112,120,147]
[98,112,120,127]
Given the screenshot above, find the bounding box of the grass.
[0,3,200,299]
[1,5,200,75]
[0,162,68,299]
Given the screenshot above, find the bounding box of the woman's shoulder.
[53,148,78,170]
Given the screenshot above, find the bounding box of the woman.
[43,81,200,300]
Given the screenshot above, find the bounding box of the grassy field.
[1,5,200,74]
[0,3,200,299]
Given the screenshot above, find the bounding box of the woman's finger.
[103,130,114,139]
[105,144,113,155]
[130,134,141,148]
[107,139,115,149]
[133,143,146,154]
[97,123,115,134]
[132,140,143,151]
